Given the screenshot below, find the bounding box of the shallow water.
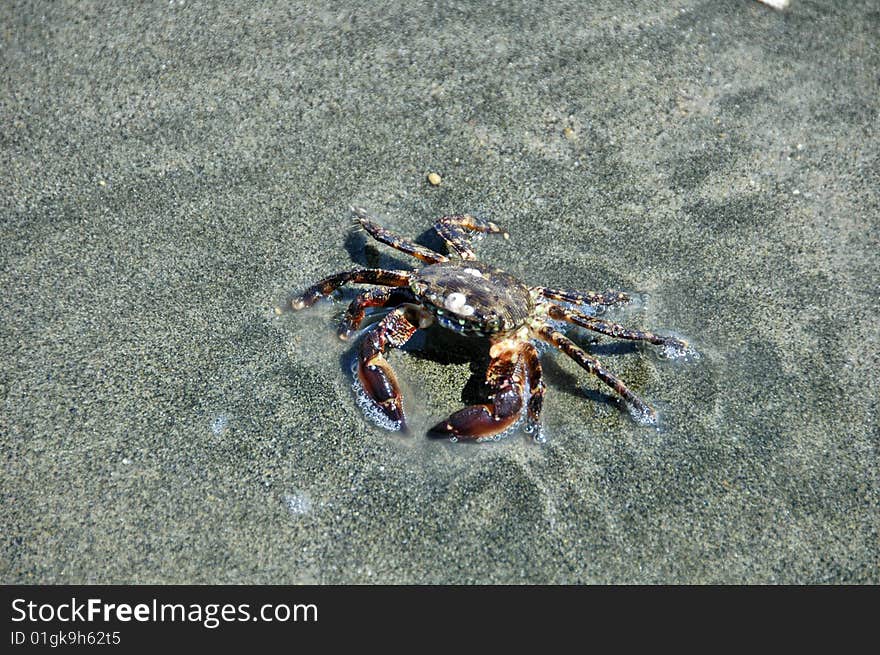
[2,1,877,583]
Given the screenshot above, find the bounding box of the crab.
[289,207,689,442]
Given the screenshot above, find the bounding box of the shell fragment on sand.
[756,0,790,10]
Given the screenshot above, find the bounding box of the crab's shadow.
[344,227,449,272]
[337,309,640,412]
[537,340,638,412]
[338,319,495,406]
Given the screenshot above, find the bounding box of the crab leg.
[545,304,687,350]
[434,214,508,261]
[352,206,449,264]
[522,341,545,431]
[535,286,630,308]
[290,268,411,310]
[428,338,527,441]
[533,323,657,424]
[358,307,419,431]
[338,287,416,340]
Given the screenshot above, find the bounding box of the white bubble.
[211,414,229,435]
[627,402,658,427]
[529,422,547,444]
[658,340,700,362]
[283,491,312,515]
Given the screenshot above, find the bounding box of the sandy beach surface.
[2,1,877,583]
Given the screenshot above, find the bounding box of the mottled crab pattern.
[290,207,688,442]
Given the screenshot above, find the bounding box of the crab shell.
[409,260,534,337]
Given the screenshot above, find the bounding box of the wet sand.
[2,1,877,583]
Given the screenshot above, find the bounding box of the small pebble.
[427,172,442,186]
[756,0,789,9]
[563,127,575,140]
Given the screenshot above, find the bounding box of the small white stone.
[462,267,483,277]
[459,304,475,316]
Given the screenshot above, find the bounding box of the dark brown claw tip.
[427,421,455,439]
[377,399,404,422]
[427,403,520,441]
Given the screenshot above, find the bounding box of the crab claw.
[355,307,418,433]
[427,396,522,442]
[429,339,529,441]
[358,353,409,432]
